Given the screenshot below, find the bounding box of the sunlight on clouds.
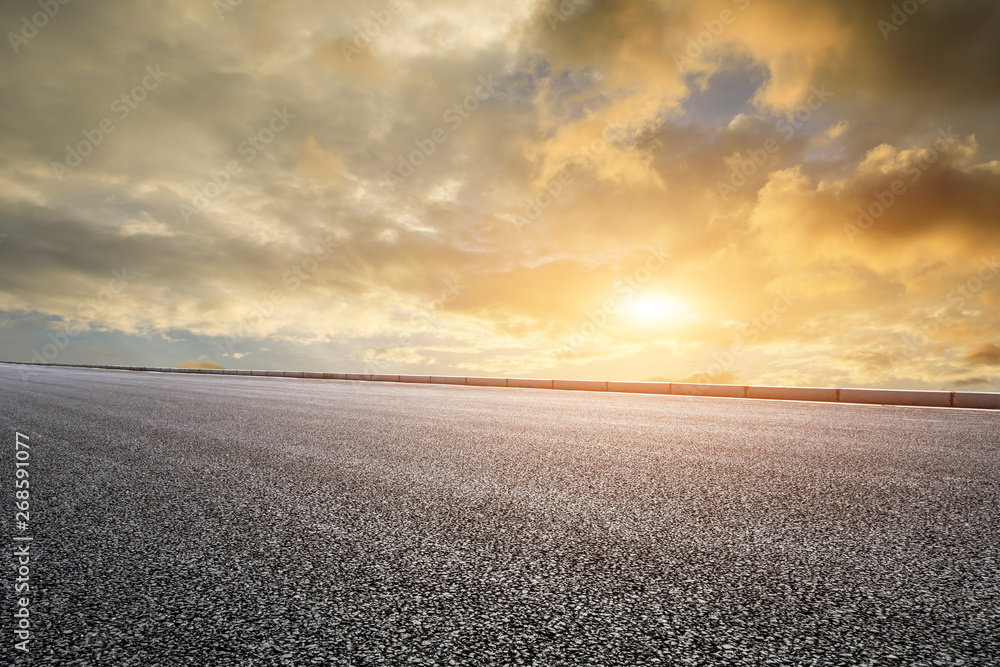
[378,0,538,59]
[0,0,998,390]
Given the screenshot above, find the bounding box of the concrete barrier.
[747,385,838,402]
[507,377,553,390]
[553,379,608,392]
[839,388,952,408]
[607,381,671,394]
[673,383,747,398]
[953,392,1000,410]
[467,376,507,387]
[10,361,999,410]
[431,376,467,385]
[398,375,431,383]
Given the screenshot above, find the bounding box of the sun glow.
[627,295,691,324]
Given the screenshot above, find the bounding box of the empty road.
[2,364,999,666]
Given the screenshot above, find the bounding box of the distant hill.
[177,360,224,369]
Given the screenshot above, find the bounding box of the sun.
[627,295,690,324]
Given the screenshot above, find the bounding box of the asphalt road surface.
[2,365,999,666]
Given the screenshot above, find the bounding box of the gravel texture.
[1,364,999,666]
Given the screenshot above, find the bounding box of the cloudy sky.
[1,0,999,389]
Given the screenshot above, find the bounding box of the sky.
[1,0,999,390]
